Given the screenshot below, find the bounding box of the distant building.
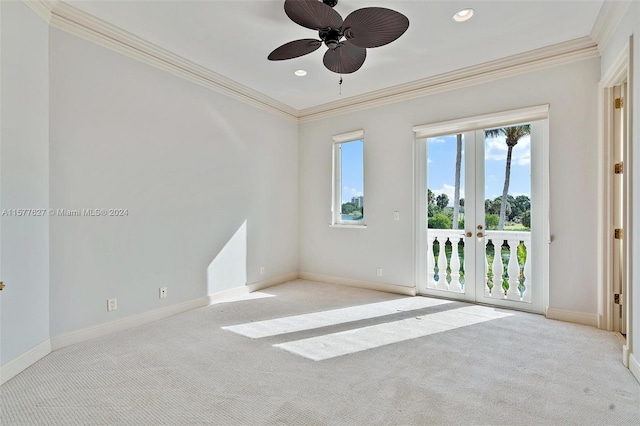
[351,196,364,208]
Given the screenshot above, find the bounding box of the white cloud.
[485,135,530,166]
[342,186,362,202]
[428,138,447,144]
[431,183,464,206]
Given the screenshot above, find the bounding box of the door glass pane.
[426,134,465,293]
[482,125,532,302]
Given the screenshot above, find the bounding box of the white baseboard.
[207,272,299,305]
[622,344,630,368]
[51,272,299,350]
[0,339,51,385]
[299,272,416,296]
[545,307,598,327]
[249,271,299,292]
[629,353,640,384]
[51,297,209,351]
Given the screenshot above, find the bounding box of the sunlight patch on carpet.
[274,305,513,360]
[222,297,452,338]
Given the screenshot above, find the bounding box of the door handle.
[477,232,484,238]
[465,232,473,238]
[0,281,4,291]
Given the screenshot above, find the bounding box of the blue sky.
[427,133,531,205]
[340,140,364,203]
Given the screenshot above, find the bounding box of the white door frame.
[597,38,633,367]
[413,105,550,314]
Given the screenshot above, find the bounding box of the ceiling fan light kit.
[268,0,410,74]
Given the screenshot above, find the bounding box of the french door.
[415,112,548,314]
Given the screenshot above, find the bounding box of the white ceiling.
[67,0,604,111]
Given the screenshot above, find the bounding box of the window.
[332,130,365,227]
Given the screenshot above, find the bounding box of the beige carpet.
[1,280,639,425]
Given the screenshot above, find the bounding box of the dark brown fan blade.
[342,7,409,48]
[268,39,322,60]
[323,41,366,74]
[284,0,343,31]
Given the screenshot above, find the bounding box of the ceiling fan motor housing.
[323,0,338,7]
[319,28,343,49]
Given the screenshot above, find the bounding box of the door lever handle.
[477,232,484,239]
[465,232,473,238]
[0,281,5,291]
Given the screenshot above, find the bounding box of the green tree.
[436,193,449,210]
[522,210,531,228]
[485,214,499,230]
[485,125,531,230]
[513,195,531,222]
[341,202,358,215]
[485,198,501,215]
[428,213,451,229]
[428,189,435,206]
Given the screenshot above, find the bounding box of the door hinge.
[614,162,624,174]
[0,281,4,291]
[614,293,621,304]
[615,228,623,239]
[615,97,624,109]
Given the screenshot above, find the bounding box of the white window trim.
[332,129,366,228]
[413,105,549,139]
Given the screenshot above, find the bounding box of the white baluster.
[493,240,504,298]
[483,239,493,297]
[437,237,448,290]
[450,237,462,293]
[507,238,521,301]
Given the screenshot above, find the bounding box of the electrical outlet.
[394,211,400,221]
[376,268,383,277]
[260,266,265,275]
[159,287,167,299]
[107,298,117,311]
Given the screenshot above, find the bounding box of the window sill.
[330,223,367,229]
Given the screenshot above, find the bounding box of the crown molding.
[298,37,599,122]
[22,0,57,24]
[591,0,632,54]
[45,1,298,121]
[23,1,601,125]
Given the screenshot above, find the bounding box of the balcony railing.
[426,229,532,303]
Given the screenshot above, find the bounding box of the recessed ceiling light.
[453,8,474,22]
[294,69,307,77]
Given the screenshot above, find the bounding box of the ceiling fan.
[268,0,410,74]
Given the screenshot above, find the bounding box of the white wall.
[299,58,600,316]
[601,1,640,378]
[48,29,299,337]
[0,1,50,365]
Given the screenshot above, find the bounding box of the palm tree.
[452,134,462,229]
[485,125,530,230]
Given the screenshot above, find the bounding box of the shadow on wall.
[207,220,247,295]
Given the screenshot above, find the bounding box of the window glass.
[337,139,364,223]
